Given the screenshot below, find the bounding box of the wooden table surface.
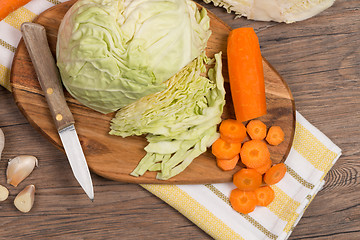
[0,0,359,239]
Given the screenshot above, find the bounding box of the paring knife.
[21,22,94,200]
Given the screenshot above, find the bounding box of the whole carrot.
[0,0,32,21]
[227,28,267,122]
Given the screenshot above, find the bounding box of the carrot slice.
[230,188,257,214]
[255,186,275,206]
[227,28,267,122]
[233,168,262,191]
[266,126,285,146]
[247,120,267,140]
[251,157,272,175]
[264,163,287,185]
[240,139,270,168]
[217,155,239,171]
[212,138,241,160]
[0,0,32,21]
[219,119,247,143]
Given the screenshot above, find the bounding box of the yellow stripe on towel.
[0,64,11,91]
[142,184,245,240]
[293,121,338,172]
[283,212,299,233]
[4,7,37,30]
[267,185,300,222]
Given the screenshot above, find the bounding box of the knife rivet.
[56,114,63,121]
[47,88,53,95]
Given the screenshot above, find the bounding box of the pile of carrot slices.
[212,119,286,214]
[212,27,287,214]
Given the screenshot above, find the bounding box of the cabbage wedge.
[110,53,225,180]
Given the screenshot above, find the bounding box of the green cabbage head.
[56,0,211,113]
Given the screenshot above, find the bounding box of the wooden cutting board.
[10,0,295,184]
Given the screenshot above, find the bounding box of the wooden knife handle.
[21,22,74,131]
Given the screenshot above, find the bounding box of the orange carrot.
[233,168,262,191]
[264,163,287,185]
[230,188,258,214]
[217,155,239,171]
[255,186,275,207]
[247,120,267,140]
[212,138,241,160]
[266,126,285,146]
[251,157,272,175]
[240,139,270,168]
[219,119,247,143]
[0,0,32,21]
[227,28,267,122]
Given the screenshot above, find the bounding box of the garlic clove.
[14,184,35,213]
[7,155,38,187]
[0,184,9,201]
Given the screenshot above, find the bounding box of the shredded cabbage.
[56,0,211,113]
[110,52,225,180]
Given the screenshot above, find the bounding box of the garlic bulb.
[14,185,35,213]
[0,128,4,160]
[0,185,9,202]
[7,155,38,187]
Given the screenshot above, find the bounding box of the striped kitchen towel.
[0,0,67,91]
[142,111,341,240]
[1,2,342,239]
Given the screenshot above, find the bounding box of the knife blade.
[20,22,94,200]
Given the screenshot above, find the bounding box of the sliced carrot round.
[233,168,262,191]
[264,163,287,185]
[247,120,267,140]
[212,138,241,160]
[219,119,247,143]
[255,186,275,206]
[251,158,272,175]
[266,126,285,146]
[240,139,270,168]
[229,188,257,214]
[217,155,239,171]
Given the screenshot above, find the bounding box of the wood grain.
[10,0,295,184]
[0,0,358,239]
